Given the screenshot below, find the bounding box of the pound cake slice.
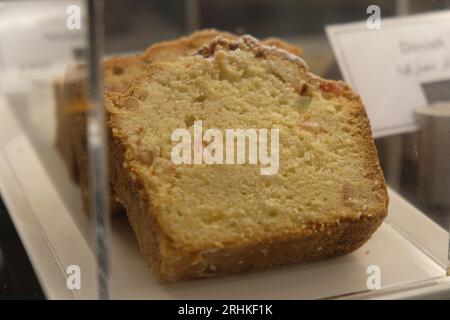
[55,29,302,214]
[107,35,388,281]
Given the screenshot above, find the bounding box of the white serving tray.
[0,90,449,300]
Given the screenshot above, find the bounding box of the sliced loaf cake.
[106,35,388,281]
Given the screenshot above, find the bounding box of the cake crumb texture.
[106,35,388,281]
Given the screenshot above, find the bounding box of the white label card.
[326,10,450,138]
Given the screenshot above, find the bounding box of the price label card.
[326,10,450,138]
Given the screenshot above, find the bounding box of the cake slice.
[55,29,302,214]
[106,35,388,281]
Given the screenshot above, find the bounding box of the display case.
[0,0,449,300]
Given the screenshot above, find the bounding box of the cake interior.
[108,43,383,250]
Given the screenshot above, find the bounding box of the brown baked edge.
[55,69,125,215]
[54,77,79,183]
[141,29,302,62]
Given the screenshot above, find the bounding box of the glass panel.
[0,0,107,299]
